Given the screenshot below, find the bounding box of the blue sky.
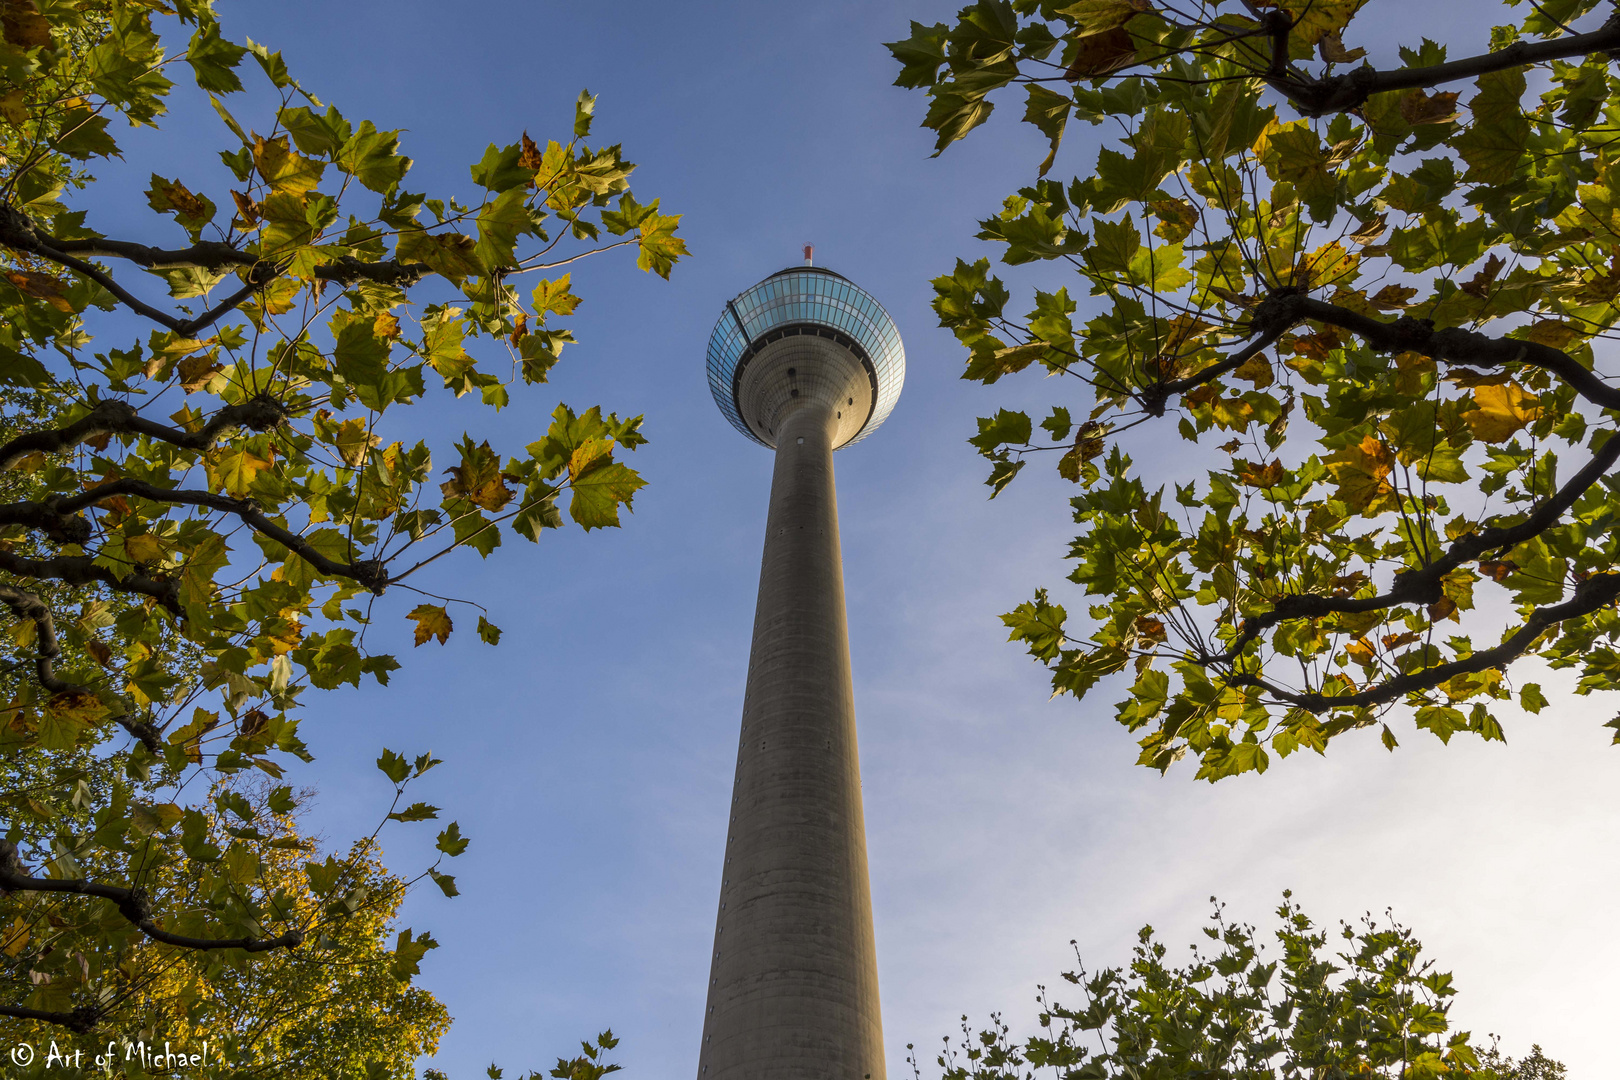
[85,1,1620,1074]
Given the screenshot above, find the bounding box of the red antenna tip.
[803,244,814,266]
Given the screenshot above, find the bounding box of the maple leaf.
[1465,382,1539,443]
[407,604,452,647]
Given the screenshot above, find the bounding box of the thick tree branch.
[1294,296,1620,410]
[0,584,161,751]
[0,204,427,337]
[0,1003,101,1033]
[61,478,389,593]
[1269,10,1620,116]
[1208,420,1620,663]
[0,395,286,472]
[1140,289,1305,415]
[0,843,304,960]
[0,583,76,692]
[1227,571,1620,709]
[0,549,180,611]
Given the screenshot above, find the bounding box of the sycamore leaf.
[253,135,325,194]
[568,461,645,530]
[440,439,514,511]
[4,270,73,312]
[1324,435,1396,513]
[407,605,452,647]
[51,107,118,158]
[476,616,502,645]
[1064,26,1138,80]
[146,174,216,240]
[185,19,246,94]
[532,274,582,319]
[1465,382,1538,442]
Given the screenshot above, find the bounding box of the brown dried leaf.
[1369,284,1418,310]
[231,190,260,227]
[1459,253,1505,298]
[1235,459,1284,487]
[1065,26,1139,80]
[1399,89,1459,126]
[0,0,53,49]
[1318,31,1366,63]
[4,270,72,313]
[175,353,223,393]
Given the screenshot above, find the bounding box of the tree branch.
[0,1003,101,1033]
[1208,420,1620,664]
[0,548,179,611]
[0,843,304,962]
[1139,288,1304,415]
[60,478,389,593]
[1270,10,1620,116]
[1294,296,1620,410]
[1227,571,1620,709]
[0,584,161,751]
[0,205,428,337]
[0,395,287,472]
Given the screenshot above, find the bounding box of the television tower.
[697,254,905,1079]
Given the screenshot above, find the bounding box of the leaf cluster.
[910,895,1564,1080]
[892,0,1620,777]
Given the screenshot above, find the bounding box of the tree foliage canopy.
[891,0,1620,778]
[0,0,682,1056]
[913,896,1564,1080]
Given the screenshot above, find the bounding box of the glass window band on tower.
[707,267,905,448]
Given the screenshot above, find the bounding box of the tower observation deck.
[698,261,904,1080]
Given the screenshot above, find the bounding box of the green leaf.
[390,928,438,980]
[969,408,1033,455]
[1456,68,1529,185]
[435,822,469,857]
[429,869,459,897]
[574,89,597,138]
[335,121,410,193]
[886,21,950,89]
[477,616,502,645]
[377,749,410,784]
[471,142,531,193]
[185,20,246,94]
[52,108,119,159]
[387,802,441,822]
[568,461,645,530]
[1023,85,1071,178]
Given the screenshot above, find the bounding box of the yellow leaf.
[407,604,452,647]
[531,274,581,320]
[1232,353,1274,388]
[209,446,273,497]
[1235,459,1284,487]
[1399,89,1459,126]
[45,690,108,725]
[252,134,326,194]
[0,88,26,125]
[124,533,168,563]
[1296,241,1357,288]
[1465,381,1539,443]
[331,418,378,467]
[1,917,29,957]
[1325,434,1396,513]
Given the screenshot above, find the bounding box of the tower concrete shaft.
[697,395,884,1080]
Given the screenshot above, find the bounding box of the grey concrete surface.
[696,391,885,1080]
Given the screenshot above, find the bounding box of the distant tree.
[910,895,1565,1079]
[0,0,683,1059]
[889,0,1620,778]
